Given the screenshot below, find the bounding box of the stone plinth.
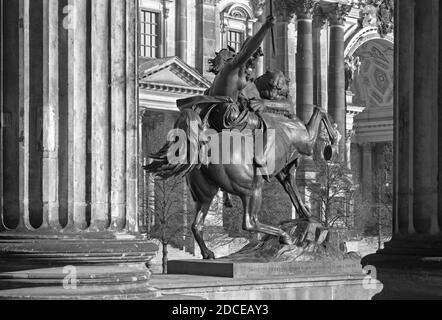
[169,219,361,280]
[0,232,159,299]
[168,259,363,279]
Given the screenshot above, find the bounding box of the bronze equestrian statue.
[145,15,339,260]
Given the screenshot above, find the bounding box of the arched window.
[220,4,256,52]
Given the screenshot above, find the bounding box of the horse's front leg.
[277,167,312,220]
[241,190,293,245]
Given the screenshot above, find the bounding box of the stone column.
[312,7,327,109]
[175,0,187,62]
[91,0,110,231]
[292,0,319,122]
[363,0,442,299]
[326,3,352,160]
[272,6,297,98]
[278,1,319,215]
[311,7,328,167]
[196,0,219,80]
[42,0,59,229]
[0,0,158,299]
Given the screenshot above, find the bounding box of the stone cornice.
[139,81,207,96]
[197,0,221,6]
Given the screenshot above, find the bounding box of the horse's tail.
[144,108,205,180]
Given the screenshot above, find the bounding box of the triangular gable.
[139,56,211,90]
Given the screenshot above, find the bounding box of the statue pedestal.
[167,259,363,279]
[169,220,361,279]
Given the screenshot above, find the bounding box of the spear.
[269,0,276,57]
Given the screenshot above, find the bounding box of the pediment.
[139,57,211,90]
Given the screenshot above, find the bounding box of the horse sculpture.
[145,15,339,260]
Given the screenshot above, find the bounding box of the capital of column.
[282,0,320,20]
[249,0,266,18]
[162,0,173,19]
[274,3,296,23]
[325,3,352,26]
[361,142,374,153]
[313,5,327,29]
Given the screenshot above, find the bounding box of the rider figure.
[204,15,276,168]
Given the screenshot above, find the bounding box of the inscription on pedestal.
[168,260,363,279]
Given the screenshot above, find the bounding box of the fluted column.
[111,0,127,231]
[91,0,110,231]
[68,0,88,230]
[126,0,139,232]
[362,0,442,299]
[41,0,59,229]
[326,3,351,160]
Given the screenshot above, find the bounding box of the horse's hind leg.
[192,201,216,260]
[241,189,293,245]
[187,172,219,260]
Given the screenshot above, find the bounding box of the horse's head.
[255,70,290,100]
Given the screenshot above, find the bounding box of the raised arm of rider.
[232,15,276,67]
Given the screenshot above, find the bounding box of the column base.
[0,232,160,299]
[362,240,442,299]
